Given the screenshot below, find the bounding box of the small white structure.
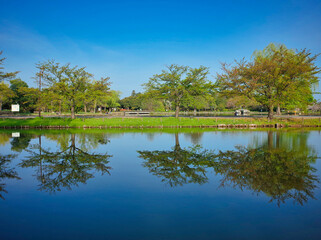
[12,132,20,138]
[235,109,250,116]
[11,104,20,112]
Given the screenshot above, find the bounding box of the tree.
[182,95,208,113]
[144,64,214,118]
[141,97,165,111]
[9,78,28,92]
[17,87,41,113]
[104,90,121,112]
[9,79,33,112]
[0,51,19,111]
[225,95,259,110]
[119,92,143,110]
[89,77,111,113]
[38,60,94,119]
[0,51,19,83]
[218,43,320,119]
[0,82,15,111]
[182,67,216,113]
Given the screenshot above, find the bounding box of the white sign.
[11,104,20,112]
[12,132,20,138]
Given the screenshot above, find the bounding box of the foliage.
[119,92,143,110]
[0,82,15,111]
[0,51,19,83]
[88,77,112,113]
[37,60,94,119]
[144,64,215,117]
[218,43,320,119]
[104,90,121,111]
[16,86,40,112]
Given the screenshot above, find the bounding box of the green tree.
[144,64,214,118]
[90,77,111,113]
[182,67,216,113]
[0,51,20,111]
[140,95,165,111]
[104,90,121,112]
[16,87,41,113]
[0,82,15,111]
[218,43,320,119]
[9,78,28,92]
[0,51,19,83]
[9,79,38,112]
[38,60,94,119]
[119,92,143,110]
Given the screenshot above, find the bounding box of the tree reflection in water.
[19,133,112,193]
[0,154,20,199]
[214,145,318,206]
[138,133,215,187]
[138,131,319,206]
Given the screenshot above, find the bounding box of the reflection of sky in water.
[0,130,321,240]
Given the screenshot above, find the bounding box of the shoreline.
[1,117,321,129]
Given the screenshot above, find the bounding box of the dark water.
[0,129,321,240]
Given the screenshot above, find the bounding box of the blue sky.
[1,0,321,98]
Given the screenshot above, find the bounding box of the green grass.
[0,116,321,128]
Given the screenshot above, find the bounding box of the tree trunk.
[59,100,62,115]
[39,135,45,183]
[268,105,274,120]
[71,101,75,119]
[175,105,180,118]
[276,131,280,149]
[84,104,87,113]
[175,133,180,150]
[51,101,54,113]
[194,107,197,116]
[0,101,2,111]
[267,131,273,149]
[94,100,97,113]
[71,134,76,155]
[276,104,281,115]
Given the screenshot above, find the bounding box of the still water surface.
[0,129,321,240]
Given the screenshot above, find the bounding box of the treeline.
[0,58,120,118]
[1,43,320,119]
[120,88,258,113]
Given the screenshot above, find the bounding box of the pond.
[0,129,321,240]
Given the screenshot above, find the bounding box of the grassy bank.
[1,117,321,128]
